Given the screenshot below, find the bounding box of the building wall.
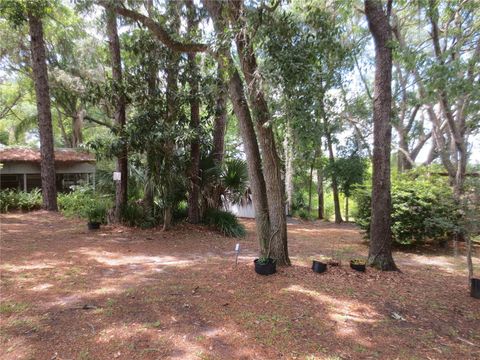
[0,162,95,174]
[0,162,95,191]
[224,202,256,219]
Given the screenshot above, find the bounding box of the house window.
[26,174,42,191]
[0,174,22,190]
[56,173,90,192]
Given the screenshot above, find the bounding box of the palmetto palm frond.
[222,158,249,205]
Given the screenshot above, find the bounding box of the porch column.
[23,174,27,192]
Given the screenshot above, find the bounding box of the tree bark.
[212,65,228,164]
[229,0,289,266]
[106,7,128,223]
[324,118,343,223]
[56,107,71,148]
[142,0,157,217]
[317,158,324,220]
[186,0,201,224]
[284,119,294,216]
[105,1,207,53]
[28,11,57,211]
[203,0,271,257]
[72,107,84,148]
[162,0,182,231]
[345,197,349,222]
[365,0,398,271]
[307,157,314,215]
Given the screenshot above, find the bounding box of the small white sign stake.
[235,243,240,266]
[113,171,121,181]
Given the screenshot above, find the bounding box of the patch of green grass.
[195,351,214,360]
[101,298,116,316]
[0,301,29,314]
[140,348,161,354]
[65,267,82,277]
[447,327,459,337]
[145,320,162,329]
[9,318,38,333]
[353,344,367,353]
[78,349,92,360]
[124,288,135,297]
[144,295,164,304]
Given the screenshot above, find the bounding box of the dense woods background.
[0,0,479,271]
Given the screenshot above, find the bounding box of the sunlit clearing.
[0,262,65,272]
[283,285,378,346]
[74,249,193,267]
[30,283,53,291]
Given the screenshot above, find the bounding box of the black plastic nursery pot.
[254,258,276,275]
[88,222,101,230]
[312,260,327,273]
[471,278,480,299]
[350,260,366,272]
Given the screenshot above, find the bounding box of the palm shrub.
[203,208,246,237]
[200,156,250,212]
[222,158,249,205]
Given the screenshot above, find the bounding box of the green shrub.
[121,202,144,227]
[120,201,158,228]
[296,208,313,221]
[58,185,112,221]
[353,170,461,246]
[0,189,42,213]
[173,201,188,222]
[203,208,246,237]
[83,202,108,223]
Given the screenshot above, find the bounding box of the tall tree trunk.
[142,0,157,217]
[186,0,201,224]
[72,107,84,148]
[204,0,271,256]
[324,118,342,223]
[307,157,314,215]
[365,0,398,271]
[56,107,71,148]
[212,64,228,165]
[229,0,289,266]
[228,70,272,255]
[284,119,293,216]
[106,7,128,223]
[317,162,324,220]
[396,128,409,173]
[163,0,181,231]
[345,197,349,222]
[28,11,57,211]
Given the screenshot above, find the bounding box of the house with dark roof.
[0,147,96,192]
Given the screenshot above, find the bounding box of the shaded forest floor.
[1,211,479,360]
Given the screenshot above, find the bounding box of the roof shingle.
[0,147,95,163]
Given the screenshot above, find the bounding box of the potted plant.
[85,202,106,230]
[254,256,276,275]
[350,259,366,272]
[312,260,327,273]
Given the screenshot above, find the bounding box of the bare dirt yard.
[1,211,479,360]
